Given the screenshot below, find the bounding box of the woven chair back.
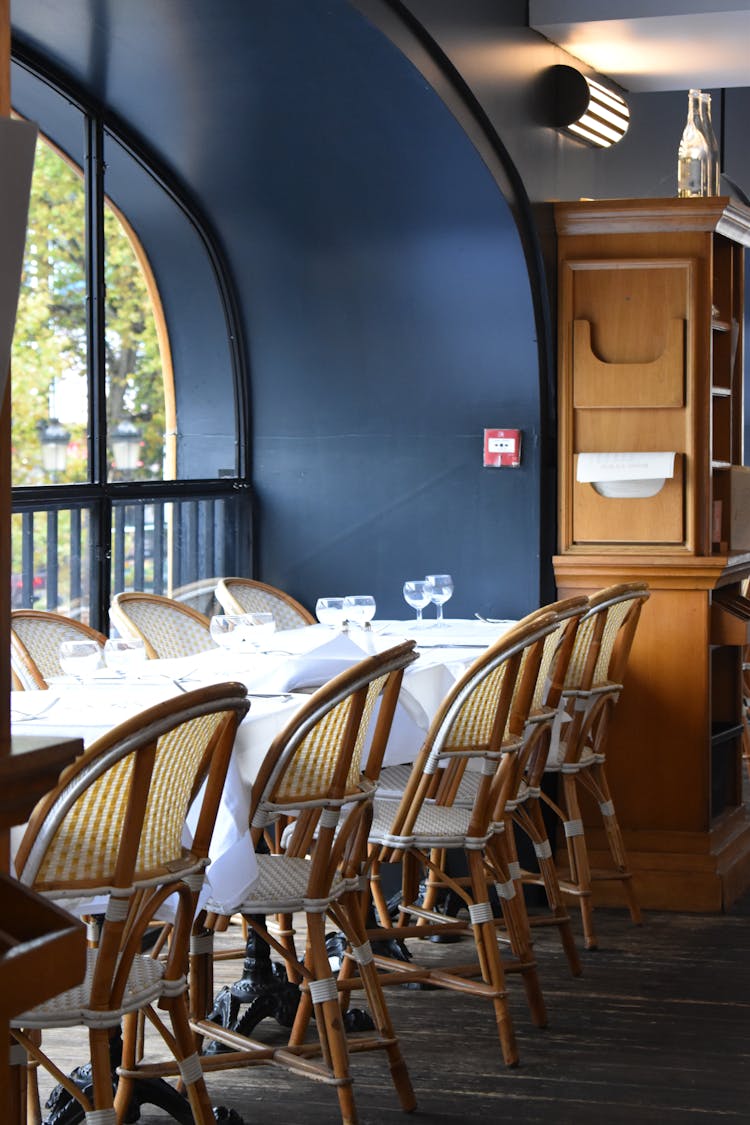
[11,610,107,689]
[110,591,214,659]
[565,582,650,694]
[250,642,417,860]
[381,611,574,848]
[15,682,250,895]
[216,577,315,630]
[171,577,223,619]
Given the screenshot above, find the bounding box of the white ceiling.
[529,1,750,91]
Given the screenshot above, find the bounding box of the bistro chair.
[374,597,588,980]
[360,609,577,1069]
[11,681,250,1125]
[172,576,223,619]
[110,591,214,659]
[216,576,316,630]
[532,581,650,950]
[191,641,419,1125]
[10,609,107,690]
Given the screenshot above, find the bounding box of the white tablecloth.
[10,617,515,913]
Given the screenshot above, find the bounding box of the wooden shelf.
[554,197,750,911]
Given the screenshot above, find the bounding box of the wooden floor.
[33,889,750,1124]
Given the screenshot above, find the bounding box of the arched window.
[10,56,251,629]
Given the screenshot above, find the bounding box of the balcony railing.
[11,490,250,629]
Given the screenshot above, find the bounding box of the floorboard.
[29,887,750,1124]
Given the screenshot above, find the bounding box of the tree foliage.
[11,135,166,485]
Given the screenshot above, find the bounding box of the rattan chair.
[110,591,214,659]
[191,641,419,1125]
[10,609,107,690]
[374,597,588,981]
[533,581,650,950]
[171,577,223,619]
[360,609,577,1069]
[11,681,250,1125]
[216,577,315,630]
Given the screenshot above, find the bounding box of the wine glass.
[59,638,103,681]
[425,574,454,622]
[343,595,376,630]
[103,636,147,675]
[315,597,348,630]
[402,580,430,624]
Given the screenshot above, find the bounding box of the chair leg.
[558,772,597,950]
[163,993,217,1125]
[338,892,416,1112]
[465,848,520,1065]
[88,1027,117,1117]
[483,834,547,1031]
[306,912,358,1125]
[578,763,642,926]
[513,801,582,977]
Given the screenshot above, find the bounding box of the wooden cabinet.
[554,197,750,911]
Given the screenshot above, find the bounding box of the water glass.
[403,580,430,623]
[315,597,348,629]
[344,595,376,629]
[425,574,454,622]
[103,636,147,674]
[59,638,103,680]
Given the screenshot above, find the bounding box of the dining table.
[10,616,516,915]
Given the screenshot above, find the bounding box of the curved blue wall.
[232,2,545,618]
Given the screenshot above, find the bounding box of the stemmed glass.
[315,597,348,630]
[425,574,454,622]
[402,580,430,625]
[103,636,147,675]
[58,639,103,681]
[344,595,376,630]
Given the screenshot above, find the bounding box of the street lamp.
[38,417,71,478]
[111,417,142,474]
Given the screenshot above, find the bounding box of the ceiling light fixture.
[548,64,630,148]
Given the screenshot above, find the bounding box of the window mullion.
[85,116,109,628]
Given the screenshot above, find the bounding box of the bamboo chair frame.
[191,641,419,1125]
[110,591,214,660]
[216,576,316,630]
[10,609,107,690]
[359,609,576,1069]
[11,682,250,1125]
[532,582,650,950]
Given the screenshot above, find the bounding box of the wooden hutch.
[554,196,750,911]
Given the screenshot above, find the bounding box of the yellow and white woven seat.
[109,590,214,658]
[11,609,107,689]
[208,853,359,916]
[194,641,418,1125]
[11,682,249,1125]
[370,797,485,850]
[14,947,166,1029]
[216,576,315,630]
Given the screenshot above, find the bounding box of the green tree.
[11,135,166,486]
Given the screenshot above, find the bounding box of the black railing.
[11,488,250,630]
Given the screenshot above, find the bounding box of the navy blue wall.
[13,1,750,621]
[231,3,544,619]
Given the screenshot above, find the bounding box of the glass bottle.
[698,91,721,196]
[677,89,709,198]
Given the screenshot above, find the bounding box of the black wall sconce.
[547,63,630,148]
